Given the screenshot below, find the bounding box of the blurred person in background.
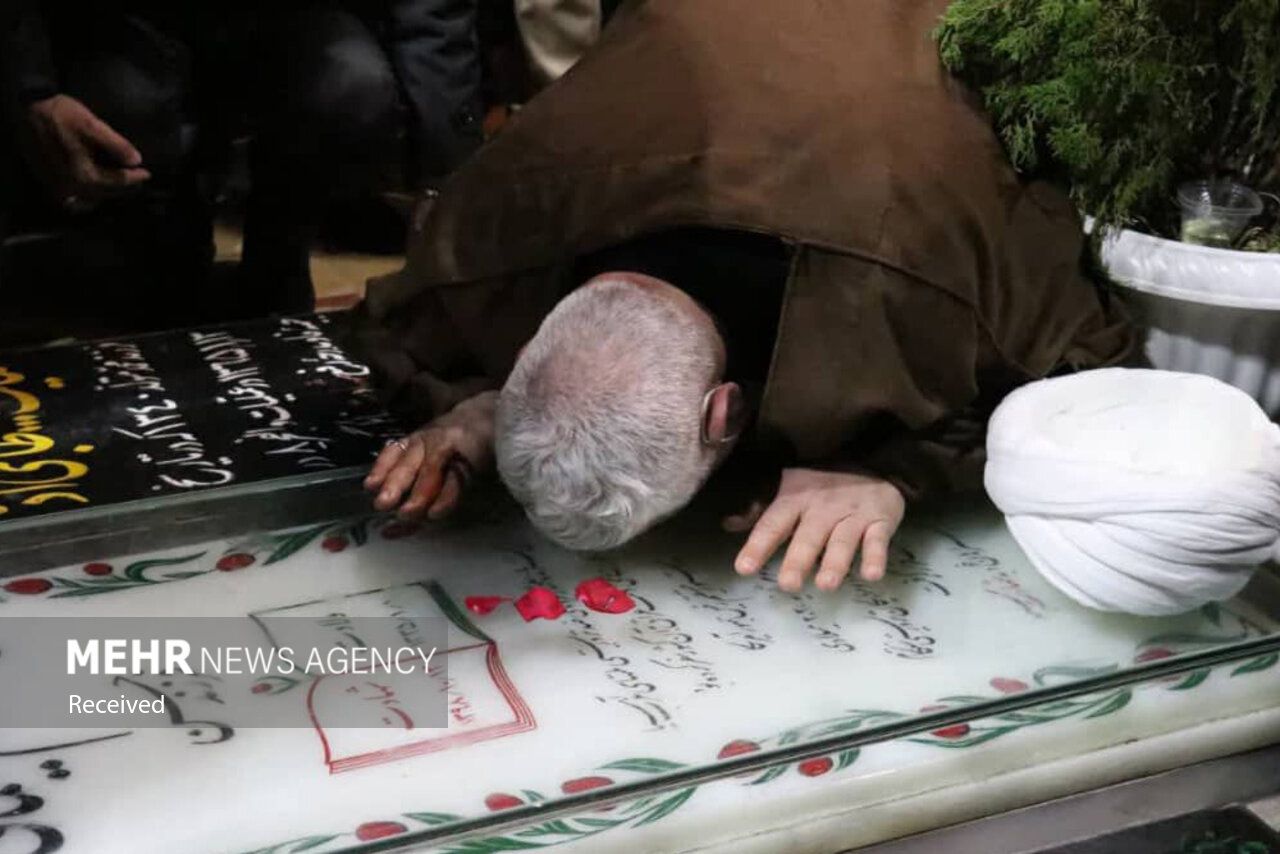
[0,1,485,328]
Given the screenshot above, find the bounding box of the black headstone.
[0,313,406,567]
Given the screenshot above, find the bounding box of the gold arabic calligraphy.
[0,366,91,516]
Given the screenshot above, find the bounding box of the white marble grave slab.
[0,502,1276,854]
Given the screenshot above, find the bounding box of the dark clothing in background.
[0,2,484,323]
[0,1,483,182]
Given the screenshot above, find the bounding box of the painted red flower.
[920,704,948,713]
[380,522,419,540]
[561,776,613,794]
[485,793,523,811]
[515,587,566,622]
[574,578,636,614]
[355,821,407,841]
[4,578,52,595]
[931,724,972,739]
[990,677,1029,694]
[798,757,833,777]
[83,562,113,576]
[322,536,349,553]
[216,553,255,571]
[718,739,761,759]
[1135,648,1174,663]
[251,683,272,694]
[465,596,507,616]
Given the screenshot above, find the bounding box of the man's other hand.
[727,469,904,593]
[25,95,151,209]
[365,391,498,522]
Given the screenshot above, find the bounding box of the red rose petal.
[575,578,636,614]
[251,683,272,694]
[515,587,566,622]
[485,793,523,811]
[466,596,508,616]
[718,739,761,759]
[83,562,113,576]
[931,724,971,739]
[216,553,255,571]
[561,776,613,794]
[355,821,407,841]
[4,578,52,595]
[990,677,1029,694]
[798,757,833,777]
[322,536,349,553]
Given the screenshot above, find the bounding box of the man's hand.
[24,95,151,209]
[365,391,498,521]
[727,468,905,593]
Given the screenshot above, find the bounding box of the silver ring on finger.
[386,437,411,452]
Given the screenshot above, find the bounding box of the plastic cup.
[1177,179,1264,248]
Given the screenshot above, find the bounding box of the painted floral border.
[4,519,1276,854]
[239,622,1278,854]
[0,516,419,602]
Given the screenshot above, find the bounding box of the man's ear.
[702,382,744,445]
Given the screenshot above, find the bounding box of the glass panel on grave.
[1,485,1276,854]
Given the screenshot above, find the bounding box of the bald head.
[495,275,725,550]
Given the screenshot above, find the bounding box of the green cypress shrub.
[936,0,1279,247]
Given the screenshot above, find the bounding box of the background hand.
[25,95,151,209]
[364,391,497,521]
[730,468,904,593]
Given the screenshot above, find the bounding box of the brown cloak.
[351,0,1137,501]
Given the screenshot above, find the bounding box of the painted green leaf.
[521,790,547,803]
[265,526,329,565]
[238,836,339,854]
[748,764,789,786]
[622,795,656,814]
[1169,669,1211,691]
[1084,689,1131,718]
[634,787,696,827]
[125,553,207,582]
[937,695,990,704]
[599,758,686,774]
[1232,652,1279,676]
[834,748,860,771]
[573,817,621,829]
[993,710,1065,725]
[517,819,578,837]
[809,720,874,738]
[405,811,464,825]
[165,571,208,580]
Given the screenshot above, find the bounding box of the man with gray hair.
[496,274,725,551]
[353,0,1136,592]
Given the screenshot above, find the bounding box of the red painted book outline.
[252,581,536,774]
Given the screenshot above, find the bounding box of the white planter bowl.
[1100,226,1280,416]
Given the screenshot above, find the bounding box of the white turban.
[984,368,1280,616]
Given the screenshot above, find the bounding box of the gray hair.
[496,277,721,550]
